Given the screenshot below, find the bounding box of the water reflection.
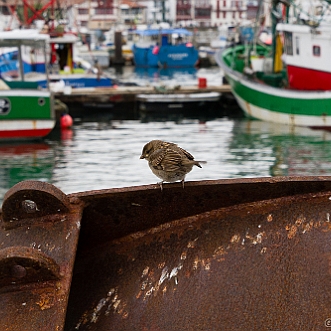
[231,120,331,177]
[0,142,55,201]
[1,118,331,205]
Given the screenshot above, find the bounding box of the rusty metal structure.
[1,177,331,330]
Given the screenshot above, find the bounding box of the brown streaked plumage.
[140,140,206,190]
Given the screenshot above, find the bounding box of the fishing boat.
[1,176,331,330]
[0,31,55,140]
[132,28,199,68]
[0,29,113,91]
[215,0,331,129]
[46,33,113,89]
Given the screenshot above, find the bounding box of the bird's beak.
[140,155,144,159]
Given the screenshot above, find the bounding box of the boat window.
[284,32,293,55]
[313,45,321,56]
[295,36,299,55]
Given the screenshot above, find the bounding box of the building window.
[195,8,211,18]
[78,8,89,14]
[177,9,191,16]
[283,31,293,55]
[1,7,10,15]
[313,45,320,56]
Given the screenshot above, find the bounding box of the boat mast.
[252,0,264,55]
[43,40,50,89]
[17,43,24,81]
[271,0,278,73]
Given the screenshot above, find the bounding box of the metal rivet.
[22,200,39,213]
[11,264,27,279]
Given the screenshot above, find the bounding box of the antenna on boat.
[44,39,50,90]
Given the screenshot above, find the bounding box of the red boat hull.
[0,128,53,139]
[287,65,331,90]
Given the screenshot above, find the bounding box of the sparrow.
[140,140,206,190]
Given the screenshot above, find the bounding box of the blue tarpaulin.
[133,28,193,36]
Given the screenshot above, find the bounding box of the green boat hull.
[217,46,331,128]
[0,89,55,140]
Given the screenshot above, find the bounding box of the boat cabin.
[0,29,50,89]
[48,33,79,74]
[132,28,199,68]
[277,23,331,90]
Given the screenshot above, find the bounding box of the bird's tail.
[194,161,207,168]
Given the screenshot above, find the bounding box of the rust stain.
[0,180,83,331]
[2,178,331,330]
[36,292,55,310]
[286,224,298,239]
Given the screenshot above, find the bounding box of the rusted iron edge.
[67,176,331,200]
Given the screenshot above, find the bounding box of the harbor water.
[2,66,331,205]
[2,116,331,206]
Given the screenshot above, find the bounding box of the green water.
[1,117,331,205]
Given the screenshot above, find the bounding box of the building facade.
[0,0,255,32]
[74,0,250,30]
[211,0,247,26]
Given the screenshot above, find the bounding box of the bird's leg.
[181,179,185,189]
[157,181,164,191]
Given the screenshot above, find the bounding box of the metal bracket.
[0,180,84,331]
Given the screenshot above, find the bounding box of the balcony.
[194,4,212,9]
[176,14,192,20]
[76,14,90,22]
[94,7,114,15]
[88,19,116,29]
[176,4,191,9]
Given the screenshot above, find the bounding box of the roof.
[49,33,78,44]
[0,29,49,47]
